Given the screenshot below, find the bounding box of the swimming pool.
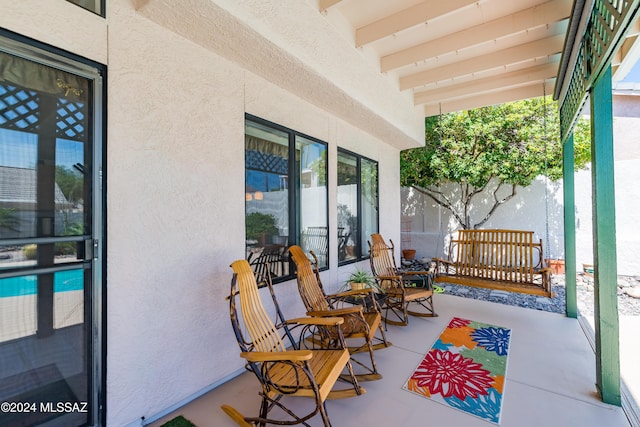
[0,269,84,298]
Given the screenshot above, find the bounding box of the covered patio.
[149,1,640,424]
[149,292,633,426]
[2,0,639,426]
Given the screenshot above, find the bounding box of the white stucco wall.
[401,177,565,261]
[1,1,418,426]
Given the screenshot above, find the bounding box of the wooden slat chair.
[368,233,437,326]
[222,260,365,427]
[289,245,391,382]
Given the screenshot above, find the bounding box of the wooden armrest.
[328,288,375,298]
[376,275,402,280]
[399,270,431,276]
[240,350,313,363]
[432,258,453,265]
[286,316,345,326]
[306,307,362,317]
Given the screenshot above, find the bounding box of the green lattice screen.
[558,0,640,142]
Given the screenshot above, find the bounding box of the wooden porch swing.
[433,229,552,297]
[431,87,554,298]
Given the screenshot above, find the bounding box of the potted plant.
[343,268,383,293]
[545,258,565,275]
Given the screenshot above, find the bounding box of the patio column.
[562,133,577,318]
[589,65,620,406]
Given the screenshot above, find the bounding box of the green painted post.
[562,133,577,318]
[589,65,621,406]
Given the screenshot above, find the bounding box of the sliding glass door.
[0,34,104,426]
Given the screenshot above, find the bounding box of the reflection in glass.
[298,136,328,269]
[361,158,378,250]
[0,49,92,427]
[245,121,290,283]
[337,152,358,263]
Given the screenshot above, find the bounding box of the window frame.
[337,147,379,266]
[66,0,105,17]
[244,114,329,283]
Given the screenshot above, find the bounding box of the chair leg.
[406,295,437,318]
[340,339,382,381]
[319,402,332,427]
[341,359,365,396]
[365,341,381,379]
[370,324,392,350]
[381,295,410,326]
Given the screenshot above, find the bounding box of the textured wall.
[1,1,414,425]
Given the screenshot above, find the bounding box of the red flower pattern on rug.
[448,317,471,328]
[411,348,494,400]
[404,318,511,424]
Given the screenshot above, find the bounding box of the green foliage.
[159,415,195,427]
[0,208,20,232]
[309,149,327,186]
[341,267,385,293]
[55,165,83,205]
[55,222,84,256]
[21,221,83,260]
[23,244,37,260]
[346,268,375,286]
[245,212,279,241]
[400,97,591,229]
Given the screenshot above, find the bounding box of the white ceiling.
[319,0,640,116]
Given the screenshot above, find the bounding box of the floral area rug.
[403,317,511,424]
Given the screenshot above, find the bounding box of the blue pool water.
[0,269,84,298]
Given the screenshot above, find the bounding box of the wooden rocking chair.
[222,259,365,427]
[288,245,391,382]
[368,233,437,326]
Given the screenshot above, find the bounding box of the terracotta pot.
[402,249,416,260]
[545,259,565,274]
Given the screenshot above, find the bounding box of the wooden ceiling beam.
[399,34,565,90]
[319,0,342,13]
[413,62,558,105]
[612,31,640,81]
[423,80,556,116]
[381,0,571,72]
[355,0,478,47]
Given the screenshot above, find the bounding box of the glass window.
[337,149,378,264]
[297,136,328,268]
[245,116,328,283]
[361,158,378,250]
[66,0,104,16]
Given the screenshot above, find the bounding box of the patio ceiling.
[319,0,640,116]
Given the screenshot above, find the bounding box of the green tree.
[400,97,591,229]
[245,212,279,241]
[55,165,83,206]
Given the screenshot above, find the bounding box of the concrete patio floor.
[150,293,633,427]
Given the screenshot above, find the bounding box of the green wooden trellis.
[557,0,640,142]
[555,0,640,407]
